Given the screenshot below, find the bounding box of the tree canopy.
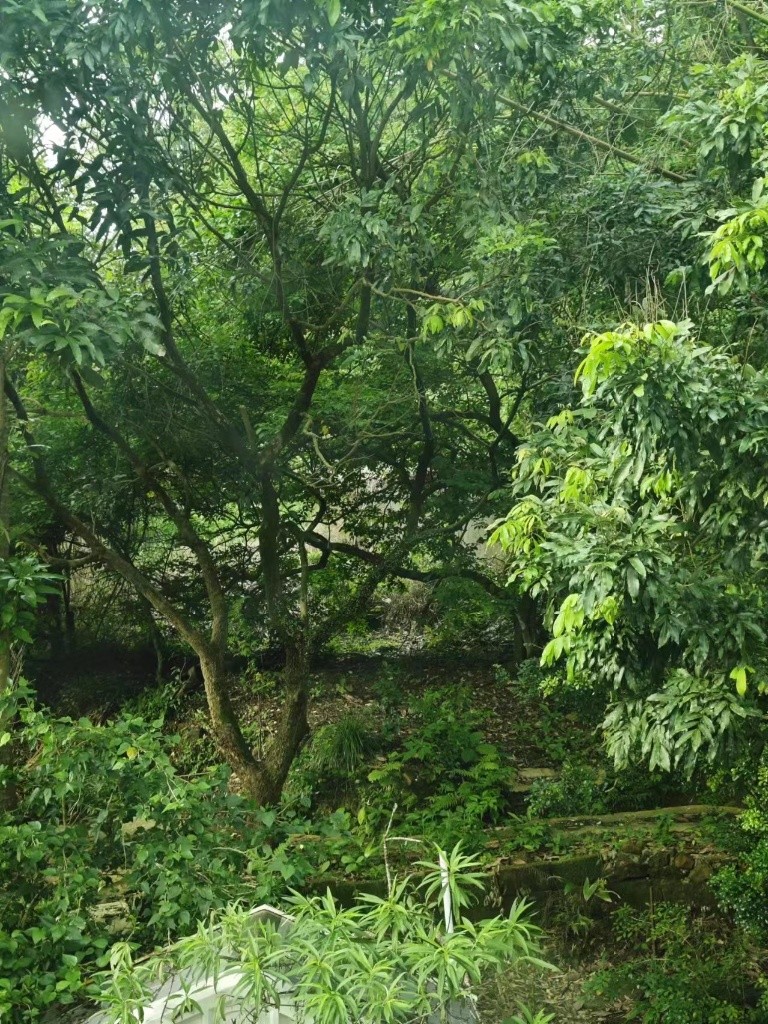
[2,0,768,795]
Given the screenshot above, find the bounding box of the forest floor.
[479,957,626,1024]
[174,651,602,770]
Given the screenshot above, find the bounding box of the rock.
[612,857,646,881]
[512,767,558,792]
[673,853,695,871]
[688,860,714,885]
[517,767,558,781]
[648,850,670,871]
[619,840,643,856]
[88,899,133,935]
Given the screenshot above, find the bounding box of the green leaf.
[327,0,341,26]
[730,665,748,697]
[501,23,528,50]
[628,556,646,579]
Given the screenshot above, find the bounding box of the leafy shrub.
[587,903,767,1024]
[554,876,615,948]
[97,844,550,1024]
[526,761,607,818]
[526,756,702,819]
[0,556,60,650]
[128,676,187,722]
[372,665,407,719]
[0,682,319,1021]
[370,686,491,784]
[366,687,510,843]
[506,1012,556,1024]
[712,750,768,939]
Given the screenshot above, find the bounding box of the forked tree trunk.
[198,642,309,806]
[257,643,310,801]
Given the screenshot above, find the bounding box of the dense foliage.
[100,849,546,1024]
[0,683,326,1018]
[4,0,768,1019]
[2,0,767,787]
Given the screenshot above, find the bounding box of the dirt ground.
[219,653,599,770]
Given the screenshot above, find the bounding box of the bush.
[586,903,768,1024]
[712,749,768,940]
[97,844,549,1024]
[366,687,510,843]
[527,761,607,818]
[0,682,319,1021]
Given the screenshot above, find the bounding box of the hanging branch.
[495,93,689,184]
[728,0,768,28]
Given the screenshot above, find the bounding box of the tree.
[0,0,575,801]
[493,317,768,774]
[486,2,768,775]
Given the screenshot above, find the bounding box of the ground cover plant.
[0,683,330,1020]
[585,903,768,1024]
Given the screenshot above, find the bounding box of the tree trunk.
[198,642,309,806]
[138,594,165,684]
[61,570,75,652]
[259,643,310,800]
[198,648,260,784]
[516,593,542,660]
[197,643,309,805]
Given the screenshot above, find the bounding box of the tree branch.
[302,532,508,599]
[495,93,688,184]
[68,370,229,651]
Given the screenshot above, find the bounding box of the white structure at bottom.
[87,905,294,1024]
[86,902,474,1024]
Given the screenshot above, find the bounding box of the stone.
[648,850,670,871]
[511,767,558,793]
[88,899,133,936]
[612,857,647,881]
[688,860,714,885]
[618,840,643,856]
[673,853,695,871]
[517,767,558,781]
